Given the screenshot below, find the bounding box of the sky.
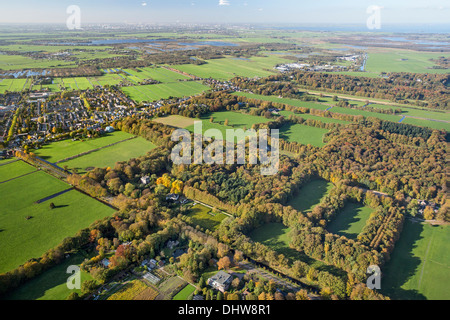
[0,0,449,26]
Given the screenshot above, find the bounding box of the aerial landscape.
[0,0,448,311]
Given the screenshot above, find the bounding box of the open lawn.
[186,203,228,231]
[288,179,334,213]
[4,252,94,300]
[121,81,209,103]
[381,220,450,300]
[279,123,329,147]
[172,284,196,300]
[33,131,135,163]
[60,137,157,174]
[0,160,36,182]
[326,202,373,240]
[0,171,115,273]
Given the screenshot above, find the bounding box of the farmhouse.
[207,270,232,292]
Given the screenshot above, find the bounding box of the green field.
[121,81,209,102]
[172,284,196,300]
[0,160,36,182]
[0,171,115,273]
[124,67,190,83]
[365,49,450,74]
[4,252,94,300]
[279,123,329,147]
[326,202,373,240]
[186,203,228,231]
[381,220,450,300]
[173,55,290,80]
[152,115,196,128]
[288,179,334,213]
[60,137,157,174]
[33,131,135,163]
[184,111,271,142]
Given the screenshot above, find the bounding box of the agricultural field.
[151,115,196,128]
[33,131,135,163]
[4,252,94,300]
[279,123,329,147]
[121,81,209,103]
[186,203,228,231]
[123,67,190,83]
[59,137,157,174]
[364,49,450,75]
[0,160,36,183]
[173,55,291,80]
[0,54,77,70]
[382,220,450,300]
[172,111,272,142]
[157,276,188,300]
[0,78,30,93]
[326,202,374,240]
[287,179,334,213]
[0,171,115,273]
[107,280,149,300]
[133,286,160,300]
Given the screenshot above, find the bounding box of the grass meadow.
[381,220,450,300]
[33,131,135,163]
[279,123,329,147]
[121,81,209,102]
[287,179,334,213]
[60,137,157,174]
[0,171,115,273]
[4,252,94,300]
[173,55,290,80]
[186,204,228,231]
[326,202,373,240]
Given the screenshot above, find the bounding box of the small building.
[141,176,151,185]
[105,126,115,133]
[207,271,232,293]
[101,258,110,268]
[166,193,180,202]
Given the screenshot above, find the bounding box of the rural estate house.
[207,270,232,293]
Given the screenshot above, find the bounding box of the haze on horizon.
[0,0,449,28]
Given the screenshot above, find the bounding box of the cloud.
[219,0,230,6]
[141,2,147,6]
